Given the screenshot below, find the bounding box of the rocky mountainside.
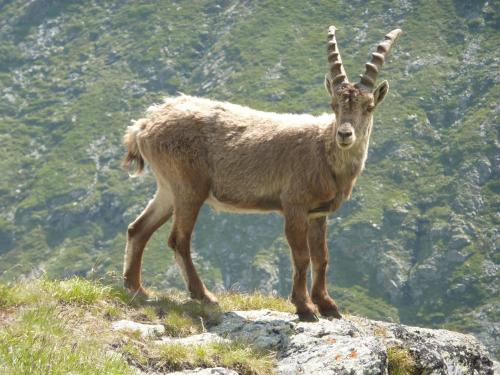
[0,0,498,359]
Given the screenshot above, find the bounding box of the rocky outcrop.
[113,310,494,375]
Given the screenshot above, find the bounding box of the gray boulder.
[125,310,494,374]
[208,310,494,375]
[112,319,165,338]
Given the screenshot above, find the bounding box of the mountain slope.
[0,0,498,357]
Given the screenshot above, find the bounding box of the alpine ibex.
[122,26,402,321]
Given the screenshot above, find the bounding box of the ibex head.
[324,26,402,150]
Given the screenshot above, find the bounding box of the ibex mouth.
[337,140,354,149]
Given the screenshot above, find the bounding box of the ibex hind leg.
[124,188,173,296]
[168,197,218,304]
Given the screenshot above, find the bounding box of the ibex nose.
[338,130,353,139]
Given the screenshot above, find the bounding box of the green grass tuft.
[387,346,417,375]
[219,292,295,313]
[0,281,47,307]
[0,277,119,307]
[0,283,15,307]
[163,310,201,337]
[40,277,113,305]
[153,341,275,375]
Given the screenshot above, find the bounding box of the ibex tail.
[122,120,145,176]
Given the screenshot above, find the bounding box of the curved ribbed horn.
[326,25,348,90]
[359,28,402,90]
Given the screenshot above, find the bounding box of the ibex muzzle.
[336,122,355,148]
[122,25,402,322]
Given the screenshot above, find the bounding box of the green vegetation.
[128,341,275,375]
[0,306,133,375]
[0,277,118,307]
[0,280,132,375]
[219,292,295,313]
[333,285,400,323]
[387,346,417,375]
[163,310,201,337]
[0,278,287,374]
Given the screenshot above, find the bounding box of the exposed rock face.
[113,310,494,374]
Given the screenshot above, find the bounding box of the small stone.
[167,368,238,375]
[111,320,165,338]
[156,332,229,346]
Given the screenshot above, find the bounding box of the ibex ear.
[373,80,389,106]
[324,75,333,96]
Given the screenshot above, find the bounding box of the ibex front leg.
[283,204,319,322]
[308,216,341,318]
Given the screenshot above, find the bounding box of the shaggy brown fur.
[122,26,401,321]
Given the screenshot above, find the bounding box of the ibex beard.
[122,25,402,321]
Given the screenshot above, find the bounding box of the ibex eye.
[366,105,375,112]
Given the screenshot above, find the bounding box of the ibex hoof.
[312,296,342,319]
[126,286,149,299]
[202,294,219,305]
[298,311,320,322]
[320,307,342,319]
[191,290,219,305]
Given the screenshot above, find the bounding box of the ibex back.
[123,26,402,321]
